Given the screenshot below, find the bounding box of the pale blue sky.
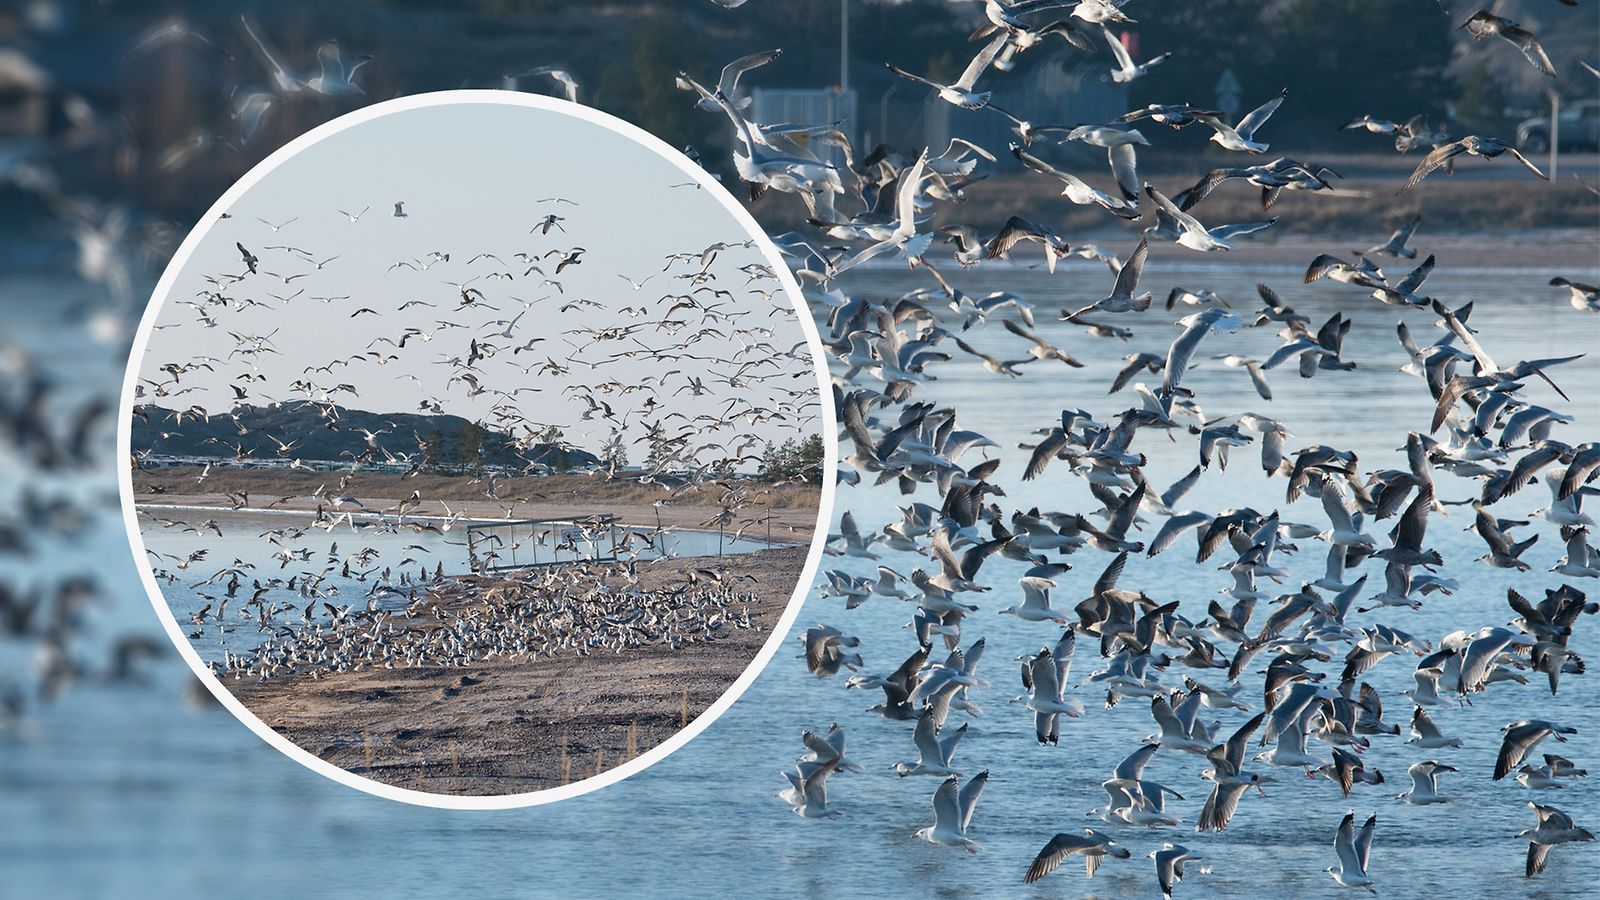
[138,100,819,456]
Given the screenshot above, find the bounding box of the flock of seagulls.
[187,548,767,682]
[667,0,1600,894]
[0,3,1595,893]
[133,184,821,684]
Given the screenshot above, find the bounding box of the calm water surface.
[2,259,1598,898]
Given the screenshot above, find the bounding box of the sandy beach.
[222,545,808,795]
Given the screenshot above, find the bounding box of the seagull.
[1100,22,1170,83]
[1024,830,1131,884]
[1519,802,1594,877]
[511,66,580,103]
[1145,183,1275,252]
[1358,214,1421,259]
[1397,760,1456,804]
[1197,712,1272,831]
[1400,136,1547,193]
[778,755,842,819]
[1004,319,1085,367]
[305,41,370,96]
[1342,115,1399,135]
[1195,89,1286,153]
[1550,277,1599,313]
[885,31,1008,109]
[1012,145,1139,218]
[1326,812,1377,893]
[691,49,781,112]
[1460,10,1556,78]
[1151,843,1205,899]
[913,771,988,852]
[829,152,932,275]
[1406,706,1461,750]
[393,201,408,218]
[1000,576,1072,624]
[892,715,968,777]
[1062,236,1151,320]
[1014,631,1084,744]
[1496,721,1579,781]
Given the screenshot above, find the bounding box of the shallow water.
[3,259,1600,897]
[137,507,776,665]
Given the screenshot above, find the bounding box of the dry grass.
[942,170,1600,238]
[753,152,1600,239]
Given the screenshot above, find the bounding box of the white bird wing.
[1412,706,1442,738]
[937,722,968,766]
[801,729,840,764]
[897,152,930,232]
[1109,143,1140,203]
[1151,695,1186,737]
[957,770,988,830]
[1100,22,1133,75]
[1236,91,1285,141]
[1145,183,1207,238]
[1209,218,1276,240]
[955,31,1009,90]
[1113,742,1159,781]
[1110,235,1149,300]
[1020,575,1054,609]
[1053,630,1076,684]
[1333,812,1361,874]
[239,15,301,94]
[717,48,782,96]
[912,711,943,765]
[1321,489,1355,532]
[1354,815,1376,874]
[931,775,962,829]
[1030,652,1062,702]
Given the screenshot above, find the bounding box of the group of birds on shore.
[182,546,768,683]
[689,0,1600,894]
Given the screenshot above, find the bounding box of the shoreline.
[130,465,821,544]
[222,545,808,795]
[133,500,814,546]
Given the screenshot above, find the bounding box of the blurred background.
[0,1,1595,896]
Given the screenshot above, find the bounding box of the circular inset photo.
[118,92,832,807]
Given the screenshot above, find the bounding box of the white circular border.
[117,90,837,809]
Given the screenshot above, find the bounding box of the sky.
[136,99,820,461]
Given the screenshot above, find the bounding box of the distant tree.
[596,11,707,145]
[757,435,824,485]
[422,429,445,471]
[599,428,628,471]
[643,420,672,471]
[1455,62,1511,133]
[456,423,483,472]
[795,433,825,485]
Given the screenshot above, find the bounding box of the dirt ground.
[223,545,809,796]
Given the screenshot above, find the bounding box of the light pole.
[840,0,850,93]
[1548,89,1560,181]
